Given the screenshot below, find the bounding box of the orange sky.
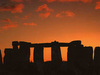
[0,0,100,62]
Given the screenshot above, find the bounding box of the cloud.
[58,0,92,3]
[56,11,75,17]
[95,2,100,9]
[40,0,92,3]
[40,0,56,2]
[10,0,32,3]
[2,24,18,30]
[24,22,37,26]
[36,4,53,12]
[80,0,92,3]
[10,0,23,2]
[14,15,29,19]
[36,4,53,18]
[1,18,18,30]
[0,3,24,13]
[39,12,50,18]
[2,18,11,23]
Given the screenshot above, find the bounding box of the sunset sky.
[0,0,100,62]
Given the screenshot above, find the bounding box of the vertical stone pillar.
[68,43,93,69]
[19,42,30,64]
[0,50,2,72]
[12,41,19,64]
[93,47,100,74]
[94,47,100,66]
[0,50,2,65]
[34,45,43,63]
[4,48,14,65]
[51,41,62,62]
[12,41,19,50]
[83,47,93,63]
[68,41,82,62]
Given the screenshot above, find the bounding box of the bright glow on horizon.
[61,47,68,61]
[44,47,51,62]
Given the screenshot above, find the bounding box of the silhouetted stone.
[2,40,100,75]
[12,41,19,50]
[0,50,2,75]
[68,44,83,63]
[34,46,43,63]
[68,44,93,69]
[94,47,100,75]
[94,47,100,66]
[0,50,2,65]
[18,42,31,64]
[69,40,81,46]
[83,47,93,63]
[4,48,15,65]
[51,41,62,62]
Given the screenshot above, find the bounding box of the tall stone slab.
[0,50,2,65]
[68,43,93,69]
[34,46,43,63]
[83,47,93,63]
[94,47,100,66]
[68,45,83,63]
[69,40,81,46]
[19,42,31,64]
[51,41,62,62]
[12,41,19,50]
[94,47,100,75]
[4,48,14,65]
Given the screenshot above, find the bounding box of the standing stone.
[51,41,62,62]
[68,44,93,69]
[12,41,19,50]
[34,46,43,63]
[0,50,2,65]
[4,48,14,65]
[19,42,30,64]
[94,47,100,75]
[94,47,100,66]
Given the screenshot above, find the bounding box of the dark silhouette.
[34,45,44,63]
[0,40,100,75]
[51,41,62,63]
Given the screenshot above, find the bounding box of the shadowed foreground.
[0,40,100,75]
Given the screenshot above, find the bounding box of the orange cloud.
[2,18,11,23]
[58,0,91,3]
[40,0,92,3]
[80,0,92,3]
[40,0,56,2]
[2,24,18,30]
[56,11,75,17]
[22,13,32,19]
[10,0,23,2]
[36,4,53,18]
[24,22,37,26]
[95,2,100,9]
[36,4,53,12]
[0,3,24,13]
[15,15,29,19]
[1,18,18,30]
[39,12,50,18]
